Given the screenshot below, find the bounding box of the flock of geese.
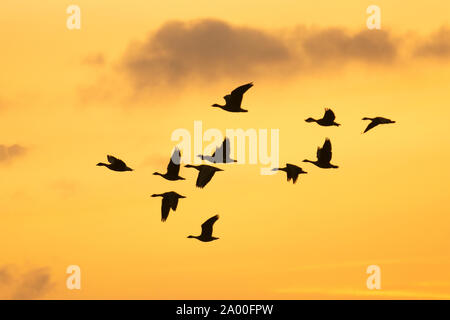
[96,82,396,242]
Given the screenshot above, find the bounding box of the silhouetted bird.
[362,117,396,133]
[153,148,185,181]
[197,137,237,163]
[212,83,253,112]
[303,138,339,169]
[151,191,186,222]
[184,164,223,188]
[96,155,133,171]
[187,215,219,242]
[272,164,307,184]
[305,108,340,127]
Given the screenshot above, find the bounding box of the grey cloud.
[0,266,12,285]
[301,28,397,64]
[117,20,400,93]
[414,27,450,58]
[0,144,27,163]
[84,19,450,99]
[120,19,293,90]
[0,265,54,300]
[12,267,53,300]
[82,53,106,66]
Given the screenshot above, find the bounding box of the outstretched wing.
[167,149,181,176]
[200,215,219,238]
[170,196,179,211]
[196,168,216,188]
[364,121,379,133]
[227,83,253,108]
[323,108,336,122]
[231,83,253,97]
[211,138,231,162]
[222,137,232,160]
[161,197,171,222]
[317,139,332,163]
[107,155,127,167]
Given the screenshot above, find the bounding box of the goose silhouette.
[153,148,185,181]
[96,155,133,172]
[305,108,340,127]
[151,191,185,222]
[362,117,396,133]
[197,137,237,164]
[188,215,220,242]
[184,164,223,188]
[212,83,253,112]
[272,164,307,184]
[303,138,339,169]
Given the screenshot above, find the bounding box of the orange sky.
[1,1,450,299]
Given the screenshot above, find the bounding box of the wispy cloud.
[12,267,54,300]
[82,53,106,66]
[0,266,13,285]
[414,27,450,58]
[0,265,54,300]
[0,144,27,164]
[300,28,397,65]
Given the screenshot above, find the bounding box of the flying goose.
[362,117,396,133]
[272,164,307,184]
[184,164,223,188]
[153,148,185,181]
[151,191,186,222]
[303,138,339,169]
[96,155,133,172]
[197,137,236,163]
[212,83,253,112]
[187,215,220,242]
[305,108,341,127]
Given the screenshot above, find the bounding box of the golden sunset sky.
[1,0,450,299]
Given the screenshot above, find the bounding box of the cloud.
[12,267,53,300]
[300,28,397,65]
[0,265,54,299]
[50,179,81,198]
[82,19,450,100]
[0,144,27,163]
[120,19,293,91]
[0,266,12,285]
[414,27,450,58]
[116,20,399,94]
[82,53,106,66]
